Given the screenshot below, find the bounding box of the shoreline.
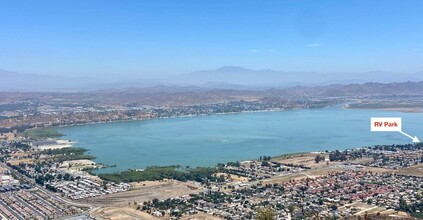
[52,103,422,131]
[343,103,423,113]
[346,106,423,113]
[37,140,74,150]
[89,143,407,175]
[41,105,419,175]
[94,141,422,185]
[53,108,300,129]
[53,103,358,131]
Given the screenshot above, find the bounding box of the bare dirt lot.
[92,206,162,220]
[181,213,223,220]
[0,132,18,141]
[215,172,248,183]
[272,153,329,168]
[271,152,357,169]
[84,180,203,206]
[350,157,374,165]
[92,206,223,220]
[361,166,393,174]
[8,158,35,165]
[272,153,376,169]
[395,164,423,177]
[340,202,412,220]
[8,151,48,165]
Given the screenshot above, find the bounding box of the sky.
[1,0,423,79]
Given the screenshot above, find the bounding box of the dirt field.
[8,158,35,165]
[254,172,310,185]
[253,165,344,185]
[8,151,43,165]
[92,206,223,220]
[92,206,162,220]
[84,180,203,206]
[340,202,412,219]
[361,166,393,174]
[350,157,374,165]
[262,166,347,184]
[0,132,18,141]
[228,174,248,183]
[395,164,423,177]
[272,153,324,167]
[215,172,248,183]
[271,152,350,169]
[272,153,376,170]
[90,180,205,219]
[182,213,223,220]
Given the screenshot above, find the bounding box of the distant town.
[2,81,423,132]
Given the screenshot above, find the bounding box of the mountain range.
[1,67,423,92]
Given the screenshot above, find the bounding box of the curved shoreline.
[61,102,364,131]
[52,103,421,131]
[55,105,420,174]
[53,107,306,129]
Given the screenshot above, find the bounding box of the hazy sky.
[1,0,423,79]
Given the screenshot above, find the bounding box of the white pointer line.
[399,131,420,143]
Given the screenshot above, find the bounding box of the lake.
[57,107,423,173]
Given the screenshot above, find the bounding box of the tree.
[261,161,270,167]
[399,198,410,212]
[288,204,296,214]
[256,207,276,220]
[315,155,325,163]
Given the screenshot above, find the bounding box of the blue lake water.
[57,107,423,173]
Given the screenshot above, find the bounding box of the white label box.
[371,117,402,132]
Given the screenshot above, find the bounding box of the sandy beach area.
[37,139,74,150]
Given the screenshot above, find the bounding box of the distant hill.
[170,66,423,87]
[92,81,423,106]
[0,69,94,92]
[269,81,423,97]
[1,81,423,107]
[319,82,423,96]
[170,66,324,87]
[1,67,423,92]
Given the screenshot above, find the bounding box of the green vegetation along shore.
[24,128,64,139]
[38,147,95,162]
[98,166,221,184]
